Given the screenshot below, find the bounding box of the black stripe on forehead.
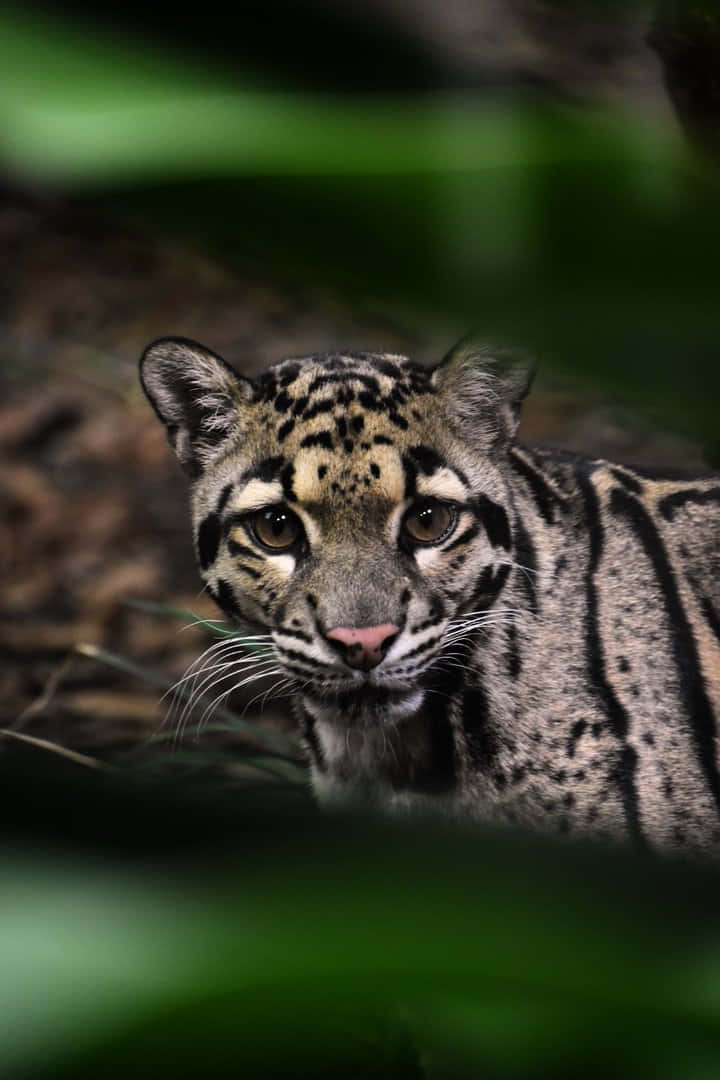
[307,371,381,396]
[402,446,471,500]
[241,455,286,483]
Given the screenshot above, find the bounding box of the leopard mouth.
[301,678,425,721]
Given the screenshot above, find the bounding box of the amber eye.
[402,500,456,545]
[250,506,303,551]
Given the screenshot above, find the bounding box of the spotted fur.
[140,336,720,851]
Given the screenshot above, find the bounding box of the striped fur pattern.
[140,337,720,851]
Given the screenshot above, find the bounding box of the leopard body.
[140,337,720,851]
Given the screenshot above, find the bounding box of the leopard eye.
[402,500,456,545]
[249,505,303,551]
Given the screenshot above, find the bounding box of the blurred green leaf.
[3,813,720,1079]
[3,7,720,449]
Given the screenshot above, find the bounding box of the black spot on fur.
[343,439,354,453]
[279,362,301,386]
[376,358,403,378]
[317,464,327,480]
[610,467,643,493]
[509,450,559,525]
[277,418,295,442]
[462,683,498,770]
[215,578,241,619]
[253,372,277,402]
[351,414,365,433]
[253,456,285,482]
[467,563,511,612]
[216,483,234,513]
[291,395,309,416]
[197,513,221,570]
[701,596,720,644]
[336,417,347,438]
[401,455,417,498]
[302,398,334,422]
[567,719,587,758]
[659,486,720,520]
[409,445,444,474]
[280,462,297,502]
[300,431,334,450]
[388,412,408,430]
[474,495,511,550]
[370,463,380,478]
[358,391,381,411]
[617,656,630,673]
[373,434,393,446]
[506,622,521,679]
[273,389,292,413]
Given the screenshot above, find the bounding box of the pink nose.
[325,623,399,671]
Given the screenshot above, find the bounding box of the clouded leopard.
[140,337,720,851]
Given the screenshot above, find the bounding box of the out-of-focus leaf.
[3,802,720,1079]
[3,8,720,450]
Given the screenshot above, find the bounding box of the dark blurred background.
[2,4,720,1075]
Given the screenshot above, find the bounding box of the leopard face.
[140,338,532,723]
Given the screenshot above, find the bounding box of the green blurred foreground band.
[3,7,720,454]
[0,9,675,181]
[3,788,720,1079]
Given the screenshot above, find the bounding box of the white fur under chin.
[301,688,425,728]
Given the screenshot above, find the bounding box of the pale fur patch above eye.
[416,467,469,502]
[233,479,284,512]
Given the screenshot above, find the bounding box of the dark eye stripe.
[227,538,263,560]
[275,626,314,643]
[443,523,480,553]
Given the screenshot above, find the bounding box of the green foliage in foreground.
[3,757,720,1080]
[3,7,720,454]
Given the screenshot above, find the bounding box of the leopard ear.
[139,337,253,478]
[431,338,535,443]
